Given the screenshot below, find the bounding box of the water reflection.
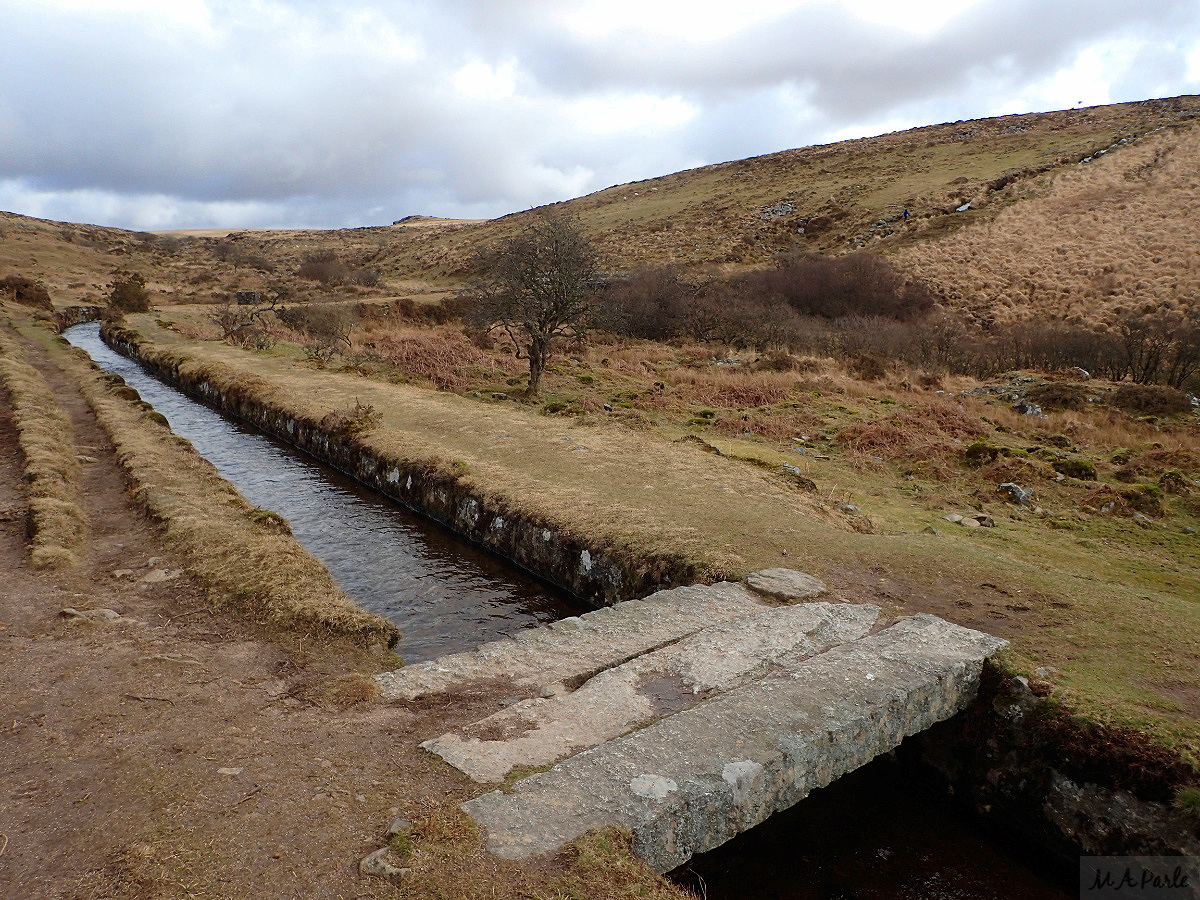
[65,323,578,661]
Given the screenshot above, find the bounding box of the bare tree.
[473,216,598,396]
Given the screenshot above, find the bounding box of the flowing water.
[64,323,578,662]
[67,324,1077,898]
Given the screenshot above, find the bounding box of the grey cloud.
[1,0,1198,230]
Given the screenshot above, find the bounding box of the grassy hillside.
[4,95,1199,312]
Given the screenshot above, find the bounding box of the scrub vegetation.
[2,94,1200,897]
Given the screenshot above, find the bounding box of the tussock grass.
[391,805,683,900]
[0,321,86,567]
[38,325,399,647]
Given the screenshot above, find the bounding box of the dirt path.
[0,340,501,899]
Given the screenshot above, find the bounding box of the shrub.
[0,274,53,311]
[1027,382,1090,410]
[108,270,150,312]
[964,442,1028,465]
[737,251,936,321]
[1052,457,1097,480]
[298,250,350,285]
[1119,483,1164,516]
[1110,384,1192,415]
[319,399,381,438]
[1159,470,1191,494]
[846,351,888,381]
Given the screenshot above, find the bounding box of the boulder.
[744,569,829,602]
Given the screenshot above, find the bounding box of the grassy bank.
[113,311,1200,759]
[15,315,399,648]
[0,313,87,567]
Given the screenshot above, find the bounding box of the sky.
[2,0,1199,231]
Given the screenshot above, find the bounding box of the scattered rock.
[962,517,981,528]
[760,201,797,220]
[140,568,177,584]
[491,392,507,400]
[1185,526,1197,535]
[943,513,964,524]
[997,482,1034,505]
[359,848,409,884]
[217,767,244,776]
[60,607,120,624]
[1012,399,1043,417]
[1068,367,1091,380]
[921,526,940,536]
[147,556,162,567]
[1034,666,1058,678]
[1100,501,1116,515]
[386,817,413,837]
[956,202,972,212]
[1133,512,1153,528]
[745,568,829,602]
[75,454,98,463]
[972,514,996,528]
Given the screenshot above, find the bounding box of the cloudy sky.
[3,0,1199,231]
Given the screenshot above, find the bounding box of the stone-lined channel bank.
[76,316,1198,898]
[65,322,579,662]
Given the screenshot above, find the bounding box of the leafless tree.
[473,216,598,396]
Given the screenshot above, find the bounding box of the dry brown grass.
[714,408,824,442]
[896,124,1200,328]
[837,399,987,459]
[390,805,684,900]
[359,326,519,391]
[0,315,86,567]
[667,368,796,408]
[34,322,399,647]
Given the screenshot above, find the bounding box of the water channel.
[671,753,1075,900]
[67,323,1077,899]
[65,322,578,662]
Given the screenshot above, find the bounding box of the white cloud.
[453,60,519,99]
[569,94,698,136]
[1,0,1198,230]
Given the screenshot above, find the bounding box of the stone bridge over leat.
[376,569,1007,874]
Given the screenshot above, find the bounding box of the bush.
[1027,382,1091,410]
[1109,384,1192,415]
[298,251,350,285]
[1119,483,1164,516]
[0,274,53,311]
[108,270,150,312]
[1159,470,1191,494]
[846,351,888,381]
[737,251,936,321]
[319,399,381,437]
[1052,457,1097,480]
[964,442,1028,465]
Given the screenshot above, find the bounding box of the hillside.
[3,95,1199,315]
